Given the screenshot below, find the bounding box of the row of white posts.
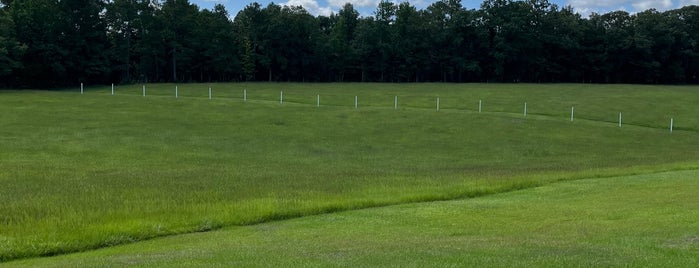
[80,84,676,132]
[81,83,214,99]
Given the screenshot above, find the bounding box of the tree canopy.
[1,0,698,87]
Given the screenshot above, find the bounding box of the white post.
[394,96,398,110]
[111,83,114,95]
[670,118,674,133]
[619,112,622,127]
[244,89,247,102]
[280,91,283,104]
[524,102,527,116]
[479,99,482,113]
[176,85,178,98]
[355,96,358,109]
[80,83,83,94]
[209,86,212,100]
[571,106,574,122]
[142,85,146,96]
[437,97,440,112]
[317,94,320,107]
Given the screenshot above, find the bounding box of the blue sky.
[191,0,699,18]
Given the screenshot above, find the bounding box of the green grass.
[4,169,697,267]
[1,83,698,262]
[93,82,699,130]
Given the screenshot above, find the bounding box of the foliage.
[0,7,24,84]
[1,0,699,87]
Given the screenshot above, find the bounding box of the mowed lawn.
[0,83,698,262]
[5,170,698,267]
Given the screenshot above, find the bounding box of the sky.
[191,0,699,18]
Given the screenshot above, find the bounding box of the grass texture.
[5,169,698,267]
[0,83,698,261]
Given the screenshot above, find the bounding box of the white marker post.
[619,112,622,127]
[244,89,247,102]
[175,85,178,98]
[317,95,320,107]
[80,83,83,94]
[394,96,398,110]
[670,118,674,133]
[437,97,440,112]
[524,102,527,117]
[111,83,114,95]
[355,96,358,109]
[479,99,482,113]
[571,106,575,122]
[142,85,146,96]
[209,86,212,100]
[280,91,283,104]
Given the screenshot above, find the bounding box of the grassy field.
[1,83,698,262]
[93,83,699,130]
[4,169,698,267]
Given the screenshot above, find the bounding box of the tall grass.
[1,83,698,261]
[7,170,697,267]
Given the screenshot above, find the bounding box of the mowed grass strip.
[0,83,698,261]
[5,169,697,267]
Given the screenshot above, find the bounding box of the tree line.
[1,0,698,88]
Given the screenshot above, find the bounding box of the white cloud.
[326,0,382,8]
[568,0,628,9]
[567,0,697,16]
[282,0,334,16]
[281,1,441,17]
[631,0,673,10]
[678,0,699,6]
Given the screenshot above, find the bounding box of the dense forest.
[0,0,698,87]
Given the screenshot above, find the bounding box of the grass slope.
[84,83,699,130]
[5,169,698,267]
[1,83,698,261]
